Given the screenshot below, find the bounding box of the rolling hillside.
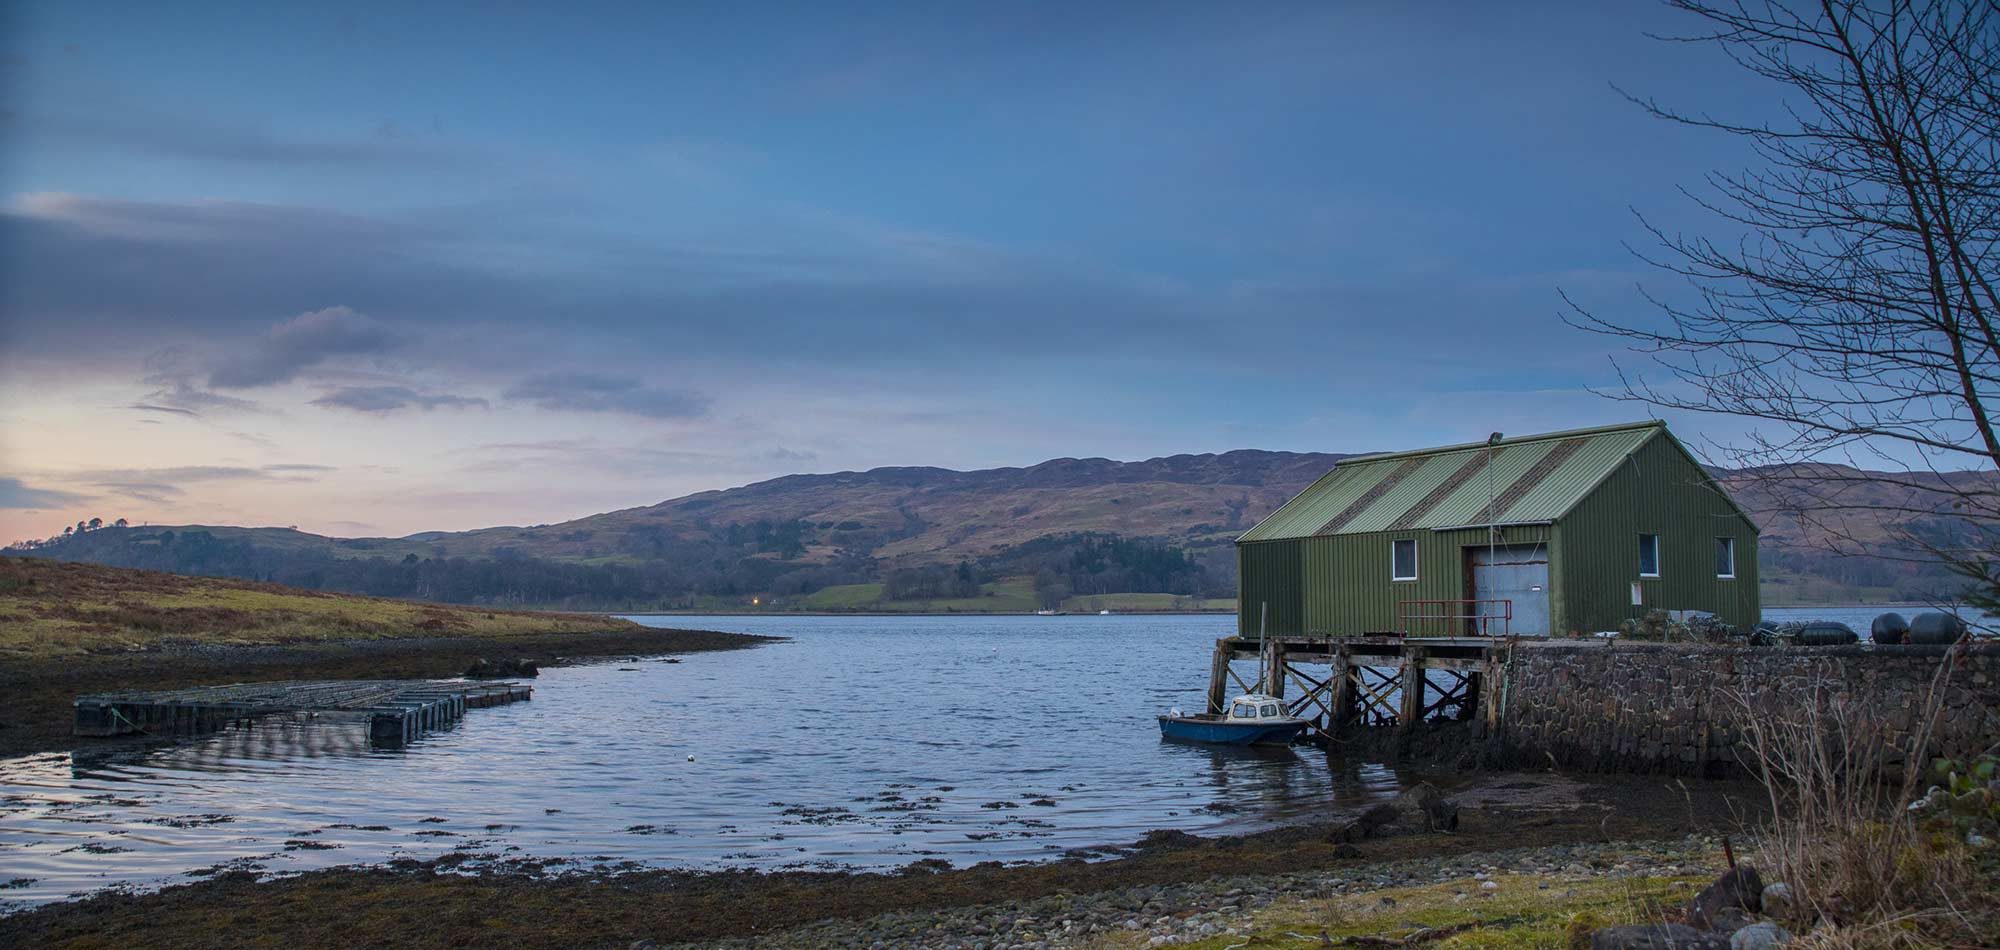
[12,450,1989,609]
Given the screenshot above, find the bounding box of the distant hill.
[14,450,1987,610]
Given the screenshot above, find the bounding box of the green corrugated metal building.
[1236,421,1759,637]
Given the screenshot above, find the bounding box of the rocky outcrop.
[463,657,539,679]
[1329,782,1459,843]
[1591,866,1790,950]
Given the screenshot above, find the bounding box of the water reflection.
[1,614,1398,909]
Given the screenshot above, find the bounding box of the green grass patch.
[799,583,887,609]
[1095,872,1706,950]
[1059,592,1236,613]
[0,556,637,660]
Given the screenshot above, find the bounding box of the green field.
[0,557,638,660]
[760,578,1233,613]
[1058,592,1236,613]
[794,577,1040,613]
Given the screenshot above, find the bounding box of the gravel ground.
[658,835,1719,950]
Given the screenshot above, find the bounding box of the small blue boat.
[1158,693,1309,746]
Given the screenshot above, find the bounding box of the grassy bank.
[0,557,774,758]
[1124,869,1709,950]
[0,557,642,660]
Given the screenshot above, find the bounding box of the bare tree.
[1567,0,2000,611]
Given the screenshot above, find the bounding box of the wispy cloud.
[62,464,334,504]
[310,385,487,414]
[2,109,470,170]
[127,402,199,417]
[502,373,710,420]
[208,306,403,389]
[134,382,265,416]
[0,477,90,510]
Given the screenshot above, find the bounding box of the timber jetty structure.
[73,679,532,748]
[1207,634,1501,735]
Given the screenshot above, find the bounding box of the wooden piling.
[1206,639,1230,714]
[1398,646,1426,730]
[1331,643,1355,727]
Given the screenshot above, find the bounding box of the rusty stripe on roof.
[1313,456,1427,536]
[1385,452,1492,531]
[1469,437,1588,525]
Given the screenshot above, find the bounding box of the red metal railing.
[1397,599,1512,637]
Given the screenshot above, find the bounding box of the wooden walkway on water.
[1207,634,1508,737]
[73,679,533,748]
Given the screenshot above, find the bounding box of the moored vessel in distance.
[1157,693,1308,745]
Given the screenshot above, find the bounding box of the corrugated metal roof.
[1238,421,1663,541]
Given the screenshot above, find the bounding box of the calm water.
[0,614,1401,909]
[0,606,1953,909]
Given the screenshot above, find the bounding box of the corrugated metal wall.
[1555,435,1760,632]
[1237,540,1304,635]
[1296,524,1553,633]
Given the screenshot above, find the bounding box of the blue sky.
[0,1,1781,539]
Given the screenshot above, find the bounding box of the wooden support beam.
[1283,666,1335,726]
[1206,639,1230,715]
[1264,639,1286,698]
[1399,646,1426,731]
[1350,668,1401,726]
[1331,644,1355,727]
[1482,652,1505,729]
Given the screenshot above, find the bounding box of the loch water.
[0,606,1943,909]
[0,614,1390,908]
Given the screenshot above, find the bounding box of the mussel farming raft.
[73,679,532,748]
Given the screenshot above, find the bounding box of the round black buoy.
[1796,621,1858,646]
[1908,611,1967,645]
[1870,612,1910,645]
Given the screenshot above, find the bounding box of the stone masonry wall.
[1495,641,2000,776]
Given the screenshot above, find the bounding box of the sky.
[0,1,1793,542]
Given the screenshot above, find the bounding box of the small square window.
[1716,537,1736,578]
[1391,538,1418,581]
[1638,534,1660,577]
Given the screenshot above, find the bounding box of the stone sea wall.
[1493,641,2000,776]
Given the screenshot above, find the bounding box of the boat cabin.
[1227,694,1287,721]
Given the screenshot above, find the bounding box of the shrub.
[1725,654,1994,944]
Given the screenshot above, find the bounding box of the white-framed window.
[1638,534,1661,577]
[1715,536,1737,578]
[1391,538,1418,581]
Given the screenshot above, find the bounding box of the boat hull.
[1157,715,1307,746]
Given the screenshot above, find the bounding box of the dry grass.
[1079,871,1714,950]
[1724,651,1996,947]
[0,556,639,660]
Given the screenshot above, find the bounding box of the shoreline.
[0,769,1765,949]
[0,625,777,760]
[618,603,1920,618]
[617,609,1237,617]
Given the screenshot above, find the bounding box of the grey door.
[1471,544,1550,636]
